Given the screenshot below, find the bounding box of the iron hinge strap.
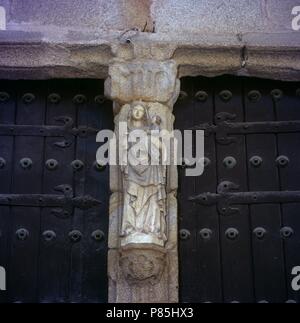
[192,112,300,144]
[0,185,101,218]
[0,116,100,138]
[189,190,300,216]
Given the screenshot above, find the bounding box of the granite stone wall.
[0,0,299,80]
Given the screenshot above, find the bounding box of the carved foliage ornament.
[119,244,166,286]
[105,60,179,104]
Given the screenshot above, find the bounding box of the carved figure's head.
[128,102,150,129]
[152,115,162,126]
[132,104,145,121]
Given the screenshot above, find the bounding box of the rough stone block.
[151,0,265,34]
[264,0,299,32]
[9,0,152,31]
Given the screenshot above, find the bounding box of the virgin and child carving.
[119,102,167,247]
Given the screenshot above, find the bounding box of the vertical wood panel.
[174,78,198,301]
[0,81,16,303]
[38,80,77,302]
[275,81,300,303]
[193,77,222,302]
[79,79,112,303]
[9,81,46,302]
[244,78,286,303]
[178,76,300,303]
[214,76,253,302]
[0,79,112,303]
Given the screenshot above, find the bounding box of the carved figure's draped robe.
[120,132,167,244]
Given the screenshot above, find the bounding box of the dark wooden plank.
[0,80,16,303]
[274,81,300,303]
[68,80,85,302]
[192,77,222,302]
[214,75,253,302]
[176,77,223,302]
[244,77,286,303]
[0,79,111,303]
[8,80,46,302]
[175,77,199,302]
[37,80,77,302]
[78,79,112,302]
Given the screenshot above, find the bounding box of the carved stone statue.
[120,102,167,247]
[106,59,179,301]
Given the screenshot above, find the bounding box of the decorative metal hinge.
[193,112,300,144]
[0,184,101,218]
[0,116,100,148]
[189,181,300,216]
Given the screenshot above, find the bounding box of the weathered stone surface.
[166,192,178,251]
[8,0,152,31]
[108,192,122,249]
[0,0,300,81]
[151,0,266,34]
[105,60,179,104]
[0,0,9,21]
[0,38,112,79]
[2,0,299,37]
[107,58,179,302]
[1,30,299,81]
[245,49,300,81]
[109,164,122,193]
[0,5,6,30]
[168,248,179,303]
[174,46,242,78]
[108,246,178,303]
[264,0,299,32]
[108,249,118,303]
[119,244,166,286]
[243,33,300,81]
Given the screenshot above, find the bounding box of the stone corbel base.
[108,191,178,303]
[108,247,178,303]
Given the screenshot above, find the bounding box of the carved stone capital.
[119,244,166,286]
[105,59,179,106]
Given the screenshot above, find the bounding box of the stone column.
[105,58,180,303]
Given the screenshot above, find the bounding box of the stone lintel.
[0,31,300,81]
